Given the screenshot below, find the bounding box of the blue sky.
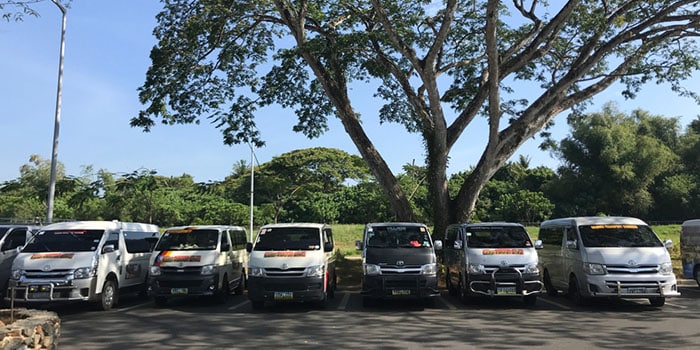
[1,1,698,184]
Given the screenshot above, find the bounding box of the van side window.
[565,227,577,244]
[445,226,459,249]
[323,229,333,245]
[539,227,563,246]
[232,230,246,250]
[105,231,120,250]
[2,228,27,251]
[124,231,158,253]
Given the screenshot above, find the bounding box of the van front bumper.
[582,274,681,298]
[247,276,325,302]
[148,273,220,298]
[468,271,543,297]
[5,277,97,303]
[361,274,439,299]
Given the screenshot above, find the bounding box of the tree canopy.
[134,0,700,233]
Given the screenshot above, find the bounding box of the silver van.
[680,219,700,286]
[537,216,679,306]
[443,222,542,306]
[0,225,41,298]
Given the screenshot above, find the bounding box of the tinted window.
[538,226,563,246]
[124,230,158,253]
[2,228,28,251]
[24,229,105,252]
[253,227,320,251]
[445,226,459,249]
[156,229,220,251]
[366,225,432,248]
[578,224,662,248]
[464,226,532,248]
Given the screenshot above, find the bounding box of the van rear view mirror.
[355,240,363,250]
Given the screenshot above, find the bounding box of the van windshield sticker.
[167,229,193,234]
[482,249,524,255]
[54,230,86,235]
[155,251,202,265]
[590,225,638,229]
[264,251,306,257]
[30,253,74,259]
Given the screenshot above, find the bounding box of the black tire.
[327,269,337,299]
[568,275,585,306]
[251,300,265,310]
[362,296,376,308]
[214,275,230,304]
[523,294,537,307]
[543,270,557,297]
[233,272,245,295]
[421,297,435,308]
[649,297,665,307]
[154,296,168,307]
[445,269,457,296]
[100,279,118,311]
[694,267,700,288]
[458,275,470,305]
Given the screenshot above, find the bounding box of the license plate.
[627,287,646,294]
[171,288,188,295]
[28,292,50,299]
[391,289,412,296]
[274,291,293,300]
[497,286,516,295]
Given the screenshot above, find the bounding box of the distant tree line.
[2,105,700,227]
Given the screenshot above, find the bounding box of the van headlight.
[363,264,381,276]
[421,263,437,276]
[11,269,23,280]
[659,262,673,275]
[584,263,607,275]
[468,263,486,275]
[524,263,540,275]
[306,265,324,278]
[150,266,161,276]
[248,266,264,277]
[73,266,97,279]
[201,265,219,275]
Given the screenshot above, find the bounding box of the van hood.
[14,251,96,270]
[583,247,671,265]
[152,250,218,267]
[468,248,538,265]
[365,248,435,266]
[249,250,324,268]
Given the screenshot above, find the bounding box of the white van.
[6,221,159,310]
[246,223,336,310]
[443,222,542,306]
[147,225,248,306]
[537,216,679,306]
[680,219,700,286]
[0,225,41,298]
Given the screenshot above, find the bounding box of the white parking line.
[117,301,152,312]
[228,299,250,311]
[536,297,572,310]
[337,292,351,310]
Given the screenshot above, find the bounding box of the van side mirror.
[102,244,115,254]
[534,240,543,249]
[434,240,443,250]
[221,241,231,252]
[664,239,673,249]
[245,242,253,253]
[324,242,334,252]
[565,240,578,250]
[453,240,463,250]
[355,240,363,250]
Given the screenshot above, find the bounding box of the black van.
[355,222,442,306]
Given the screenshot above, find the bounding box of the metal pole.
[46,0,67,224]
[249,143,255,242]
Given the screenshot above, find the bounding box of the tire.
[362,296,376,308]
[568,275,585,306]
[523,294,537,307]
[327,269,337,299]
[445,269,457,296]
[543,270,557,297]
[100,279,118,311]
[154,296,168,307]
[458,275,470,305]
[694,267,700,288]
[649,297,665,307]
[233,272,245,295]
[251,300,265,310]
[214,275,230,304]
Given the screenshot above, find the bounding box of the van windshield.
[465,226,532,248]
[254,227,321,251]
[23,230,105,252]
[578,224,662,248]
[366,226,432,248]
[155,229,219,251]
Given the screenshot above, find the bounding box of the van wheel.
[523,294,537,307]
[100,279,118,311]
[214,275,229,304]
[251,300,265,310]
[458,275,470,304]
[649,297,665,307]
[233,272,245,295]
[568,275,585,306]
[445,269,456,296]
[362,296,376,308]
[694,267,700,287]
[154,296,167,307]
[543,270,557,297]
[327,269,337,299]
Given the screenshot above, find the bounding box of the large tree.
[134,0,700,233]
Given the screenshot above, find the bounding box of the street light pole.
[46,0,67,224]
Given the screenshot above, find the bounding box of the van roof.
[540,216,647,227]
[366,222,428,228]
[457,222,524,228]
[41,221,159,232]
[165,225,246,232]
[259,223,328,230]
[681,219,700,227]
